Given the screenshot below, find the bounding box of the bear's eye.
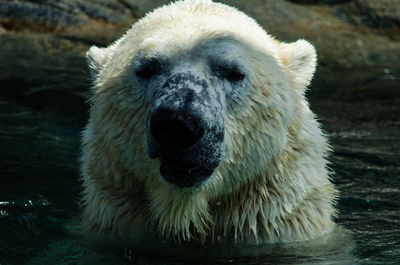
[215,64,245,83]
[224,68,245,82]
[136,59,161,80]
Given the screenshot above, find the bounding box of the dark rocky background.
[0,0,399,264]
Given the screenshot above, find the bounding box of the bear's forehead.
[137,36,247,62]
[123,1,279,60]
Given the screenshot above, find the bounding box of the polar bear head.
[82,0,330,243]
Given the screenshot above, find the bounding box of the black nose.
[150,109,205,151]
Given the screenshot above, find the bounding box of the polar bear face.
[86,0,316,192]
[141,37,258,188]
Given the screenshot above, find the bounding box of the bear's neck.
[207,119,337,244]
[208,173,335,244]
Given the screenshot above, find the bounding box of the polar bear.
[81,0,338,244]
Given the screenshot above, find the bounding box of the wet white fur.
[81,0,337,244]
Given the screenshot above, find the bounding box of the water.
[0,33,399,265]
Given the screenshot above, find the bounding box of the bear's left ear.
[280,39,317,90]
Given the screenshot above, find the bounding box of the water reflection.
[57,224,357,265]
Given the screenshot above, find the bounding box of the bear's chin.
[159,158,216,188]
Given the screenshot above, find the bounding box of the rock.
[120,0,170,17]
[288,0,351,4]
[0,1,85,31]
[221,0,320,26]
[0,0,136,33]
[337,0,400,29]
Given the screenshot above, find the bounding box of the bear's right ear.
[86,45,114,80]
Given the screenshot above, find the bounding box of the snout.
[146,72,224,188]
[150,108,205,151]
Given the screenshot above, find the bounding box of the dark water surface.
[0,33,399,265]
